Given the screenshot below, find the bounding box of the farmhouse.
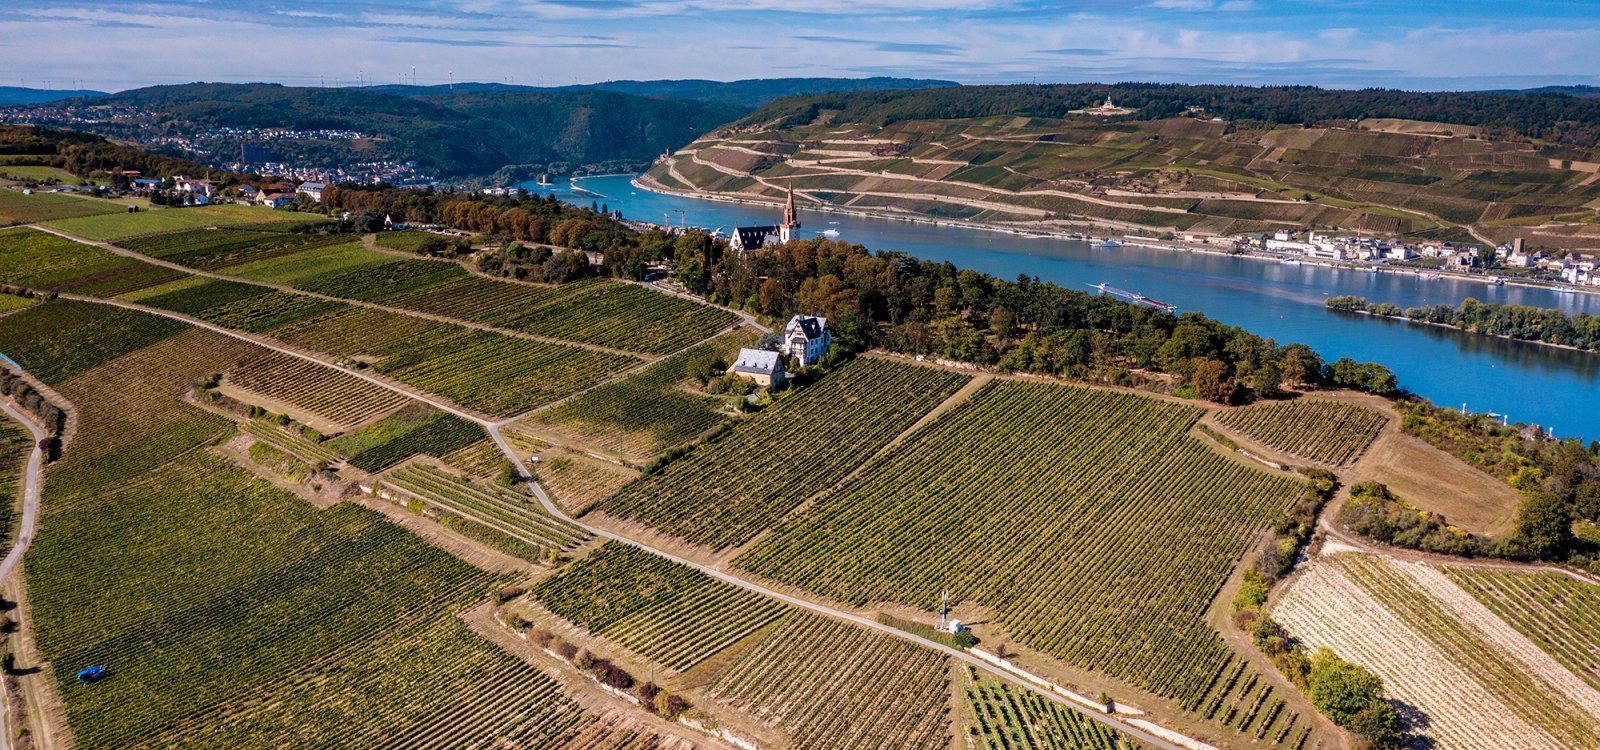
[784,315,831,366]
[731,348,785,387]
[297,181,327,202]
[257,191,294,209]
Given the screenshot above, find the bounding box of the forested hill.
[0,87,106,106]
[72,83,743,178]
[739,83,1600,147]
[367,77,958,108]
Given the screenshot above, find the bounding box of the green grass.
[0,165,90,183]
[0,189,123,225]
[45,204,319,242]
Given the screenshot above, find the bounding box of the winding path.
[0,397,45,750]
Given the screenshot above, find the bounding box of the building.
[783,315,831,366]
[257,191,294,209]
[731,348,784,388]
[1069,95,1135,116]
[730,184,801,252]
[175,178,215,196]
[297,181,327,202]
[383,212,408,230]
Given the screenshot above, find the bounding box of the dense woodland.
[741,83,1600,148]
[1329,295,1600,351]
[0,125,213,180]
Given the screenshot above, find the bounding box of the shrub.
[530,629,554,649]
[553,640,578,661]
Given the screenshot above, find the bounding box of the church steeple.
[779,182,800,242]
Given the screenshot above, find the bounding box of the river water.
[530,175,1600,440]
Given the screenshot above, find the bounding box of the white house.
[731,348,785,388]
[296,181,327,202]
[783,315,831,366]
[257,191,294,209]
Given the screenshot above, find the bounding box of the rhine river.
[529,175,1600,440]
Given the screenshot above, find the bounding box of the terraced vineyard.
[596,357,970,549]
[370,328,639,417]
[524,329,754,458]
[385,463,589,555]
[962,667,1125,750]
[345,412,486,472]
[532,542,786,671]
[477,278,738,354]
[709,611,952,750]
[735,379,1312,741]
[226,351,407,427]
[1275,552,1600,749]
[1214,399,1388,465]
[1446,567,1600,691]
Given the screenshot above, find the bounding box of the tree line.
[676,236,1397,403]
[1328,295,1600,351]
[743,83,1600,148]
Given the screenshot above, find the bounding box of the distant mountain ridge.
[362,77,957,108]
[0,87,106,106]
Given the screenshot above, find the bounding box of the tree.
[1509,492,1574,560]
[1279,343,1322,387]
[1252,361,1282,399]
[1348,703,1405,750]
[1191,358,1237,404]
[1308,648,1386,726]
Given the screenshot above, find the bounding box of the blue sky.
[2,1,1597,92]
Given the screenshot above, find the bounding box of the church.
[730,184,800,253]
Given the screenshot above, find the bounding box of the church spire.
[782,182,799,229]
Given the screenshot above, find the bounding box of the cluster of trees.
[0,125,212,181]
[1340,482,1486,556]
[1397,400,1600,569]
[745,83,1600,148]
[526,627,693,718]
[0,366,64,460]
[1330,296,1600,351]
[678,236,1397,403]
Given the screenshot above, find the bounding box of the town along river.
[528,175,1600,440]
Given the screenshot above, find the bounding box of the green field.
[0,165,87,183]
[224,242,396,285]
[595,357,970,549]
[522,328,755,458]
[0,227,181,295]
[0,301,188,383]
[0,189,122,224]
[735,378,1311,741]
[45,204,320,242]
[963,668,1125,750]
[344,411,487,471]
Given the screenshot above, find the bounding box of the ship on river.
[1089,283,1178,313]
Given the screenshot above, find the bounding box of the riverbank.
[628,175,1600,300]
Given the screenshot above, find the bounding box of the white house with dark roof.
[296,181,327,202]
[784,315,831,366]
[732,347,785,387]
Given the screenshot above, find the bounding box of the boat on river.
[1089,283,1178,313]
[1092,239,1123,249]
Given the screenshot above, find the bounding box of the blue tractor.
[76,665,106,683]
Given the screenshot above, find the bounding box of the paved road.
[0,398,45,750]
[52,294,1194,750]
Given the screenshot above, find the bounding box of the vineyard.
[476,278,738,354]
[345,412,487,472]
[735,379,1313,742]
[127,612,659,749]
[223,241,396,286]
[1446,567,1600,691]
[1274,551,1600,749]
[0,301,188,383]
[525,329,755,458]
[243,420,340,464]
[369,328,639,417]
[596,357,971,549]
[708,610,952,750]
[531,542,786,671]
[119,229,349,271]
[0,306,519,749]
[1214,399,1388,465]
[962,667,1125,750]
[191,291,347,333]
[297,258,471,302]
[384,463,589,556]
[226,351,408,427]
[0,415,32,551]
[533,448,639,513]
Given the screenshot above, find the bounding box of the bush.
[553,639,578,661]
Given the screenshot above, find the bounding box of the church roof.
[734,225,777,248]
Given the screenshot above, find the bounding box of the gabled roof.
[734,225,777,249]
[785,314,829,340]
[297,181,327,191]
[732,348,782,375]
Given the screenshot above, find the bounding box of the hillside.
[0,86,105,106]
[368,76,957,107]
[23,83,745,178]
[646,83,1600,248]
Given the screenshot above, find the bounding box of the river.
[530,175,1600,440]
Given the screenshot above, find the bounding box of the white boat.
[820,228,841,238]
[1092,239,1123,249]
[1279,258,1302,266]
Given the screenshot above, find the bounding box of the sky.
[2,0,1598,92]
